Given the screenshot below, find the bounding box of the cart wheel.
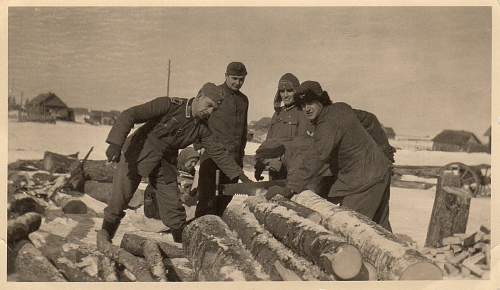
[441,162,481,197]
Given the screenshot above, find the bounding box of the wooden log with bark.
[245,196,362,280]
[271,194,323,223]
[164,258,195,282]
[28,231,103,282]
[425,173,471,248]
[82,160,116,182]
[8,196,45,219]
[222,197,334,281]
[96,230,155,281]
[143,240,168,281]
[7,212,42,243]
[120,232,185,258]
[43,151,79,173]
[15,240,67,281]
[99,256,119,282]
[182,214,269,281]
[291,190,443,280]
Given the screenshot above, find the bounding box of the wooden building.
[24,92,69,122]
[432,130,484,152]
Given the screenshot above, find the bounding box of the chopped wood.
[15,240,67,281]
[8,212,42,243]
[222,198,333,281]
[451,245,463,254]
[462,252,486,276]
[182,214,269,281]
[292,190,443,280]
[97,230,155,282]
[120,232,185,258]
[143,240,168,281]
[479,225,490,234]
[43,151,79,173]
[442,236,463,246]
[245,197,362,280]
[446,251,469,265]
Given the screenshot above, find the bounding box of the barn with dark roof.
[25,92,70,121]
[432,130,484,152]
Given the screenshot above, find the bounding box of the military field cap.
[295,80,332,106]
[199,82,223,104]
[226,62,248,76]
[278,73,300,91]
[255,142,286,160]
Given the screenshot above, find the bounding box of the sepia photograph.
[4,2,497,287]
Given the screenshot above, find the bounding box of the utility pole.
[167,59,171,97]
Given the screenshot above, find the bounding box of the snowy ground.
[8,121,491,248]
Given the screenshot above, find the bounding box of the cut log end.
[320,244,362,280]
[62,200,88,214]
[399,262,443,280]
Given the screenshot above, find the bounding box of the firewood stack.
[422,225,491,279]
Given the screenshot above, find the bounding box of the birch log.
[120,232,185,258]
[222,197,333,281]
[182,214,269,281]
[15,240,67,281]
[292,190,443,280]
[7,212,42,243]
[245,197,362,280]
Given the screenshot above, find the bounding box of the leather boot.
[101,219,120,241]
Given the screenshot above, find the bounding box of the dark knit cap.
[199,82,223,103]
[255,143,286,160]
[226,62,248,76]
[274,73,300,111]
[295,80,332,106]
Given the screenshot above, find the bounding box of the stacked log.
[422,225,490,279]
[222,198,334,281]
[182,214,269,281]
[291,190,443,280]
[245,196,362,280]
[15,240,67,282]
[7,212,42,243]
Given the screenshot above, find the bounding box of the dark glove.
[239,173,253,184]
[265,186,294,200]
[106,143,122,162]
[254,158,265,181]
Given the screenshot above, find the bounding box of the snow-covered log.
[271,194,322,223]
[222,198,334,281]
[292,190,443,280]
[182,214,269,281]
[96,230,155,281]
[120,232,185,258]
[15,240,67,281]
[245,197,362,280]
[8,212,42,243]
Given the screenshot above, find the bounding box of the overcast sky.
[8,6,491,138]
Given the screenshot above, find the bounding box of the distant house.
[25,92,69,122]
[484,127,491,153]
[432,130,484,152]
[69,107,89,123]
[383,127,396,140]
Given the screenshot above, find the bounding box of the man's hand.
[106,143,122,163]
[265,185,294,200]
[239,173,253,184]
[254,159,265,181]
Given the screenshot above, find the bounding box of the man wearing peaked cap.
[195,62,250,218]
[99,82,252,245]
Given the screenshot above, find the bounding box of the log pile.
[422,225,491,279]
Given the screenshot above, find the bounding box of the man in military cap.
[266,81,393,231]
[99,82,251,244]
[195,62,250,218]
